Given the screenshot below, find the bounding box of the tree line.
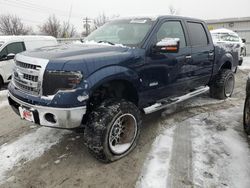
[0,13,117,38]
[0,6,179,37]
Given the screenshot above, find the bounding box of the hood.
[19,43,139,77]
[21,43,130,60]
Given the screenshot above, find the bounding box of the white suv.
[0,36,57,88]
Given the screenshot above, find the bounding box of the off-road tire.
[84,99,141,163]
[210,69,235,100]
[243,96,250,135]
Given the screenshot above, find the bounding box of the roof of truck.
[112,15,203,22]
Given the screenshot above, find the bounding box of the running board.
[143,86,210,114]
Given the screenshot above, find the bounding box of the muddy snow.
[0,57,250,187]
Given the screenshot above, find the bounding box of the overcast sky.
[0,0,250,33]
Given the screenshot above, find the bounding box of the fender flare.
[218,53,233,71]
[86,65,140,96]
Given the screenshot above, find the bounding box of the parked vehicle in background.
[244,76,250,135]
[241,38,247,57]
[0,36,58,88]
[8,16,239,162]
[210,28,244,66]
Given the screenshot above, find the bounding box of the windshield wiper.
[97,40,115,45]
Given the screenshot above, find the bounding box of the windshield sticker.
[130,19,147,24]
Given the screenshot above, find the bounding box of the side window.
[187,22,208,46]
[156,21,187,48]
[6,42,25,54]
[0,47,8,59]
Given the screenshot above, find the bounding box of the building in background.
[206,17,250,55]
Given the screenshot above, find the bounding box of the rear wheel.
[84,99,141,162]
[210,69,235,100]
[243,96,250,135]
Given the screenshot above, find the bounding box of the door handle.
[208,51,214,56]
[185,55,192,59]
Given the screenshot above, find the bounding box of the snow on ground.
[136,126,175,188]
[0,127,70,184]
[239,56,250,70]
[0,90,8,97]
[137,106,250,188]
[192,106,250,188]
[0,100,8,109]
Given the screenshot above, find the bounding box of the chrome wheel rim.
[109,113,137,155]
[225,76,234,97]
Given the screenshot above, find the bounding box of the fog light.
[44,113,57,124]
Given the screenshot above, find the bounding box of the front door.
[140,20,192,104]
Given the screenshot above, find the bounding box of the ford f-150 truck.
[7,16,239,162]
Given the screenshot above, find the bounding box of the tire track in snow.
[0,90,8,109]
[167,122,193,187]
[0,127,70,184]
[136,126,175,188]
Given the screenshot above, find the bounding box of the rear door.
[185,21,214,89]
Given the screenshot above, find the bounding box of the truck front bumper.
[8,92,86,129]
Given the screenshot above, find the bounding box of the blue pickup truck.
[8,16,239,162]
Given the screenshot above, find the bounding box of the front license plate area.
[19,107,35,123]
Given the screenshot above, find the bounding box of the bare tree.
[39,15,61,37]
[0,14,31,35]
[168,5,179,15]
[94,13,109,27]
[61,22,76,38]
[39,15,76,38]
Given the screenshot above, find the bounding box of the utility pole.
[84,17,91,36]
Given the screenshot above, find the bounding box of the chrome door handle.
[186,55,192,59]
[209,52,214,56]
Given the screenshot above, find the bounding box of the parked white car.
[210,28,244,65]
[0,35,57,88]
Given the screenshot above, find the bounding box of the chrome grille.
[12,55,49,96]
[23,73,38,82]
[16,61,41,70]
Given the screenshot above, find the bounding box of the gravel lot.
[0,58,250,188]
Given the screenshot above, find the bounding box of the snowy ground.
[0,57,250,187]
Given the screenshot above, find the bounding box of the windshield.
[85,18,155,47]
[211,33,239,42]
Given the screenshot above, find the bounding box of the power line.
[0,0,84,19]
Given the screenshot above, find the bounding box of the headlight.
[42,70,83,96]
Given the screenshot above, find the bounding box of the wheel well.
[221,61,232,70]
[0,75,3,85]
[82,80,139,124]
[89,80,139,107]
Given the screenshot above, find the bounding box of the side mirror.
[242,38,246,43]
[6,53,15,60]
[154,38,180,53]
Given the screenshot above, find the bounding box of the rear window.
[187,22,208,46]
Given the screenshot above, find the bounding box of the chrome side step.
[143,86,210,114]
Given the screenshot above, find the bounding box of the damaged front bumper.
[8,92,87,129]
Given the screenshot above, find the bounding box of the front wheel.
[84,99,141,162]
[210,69,235,100]
[243,96,250,135]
